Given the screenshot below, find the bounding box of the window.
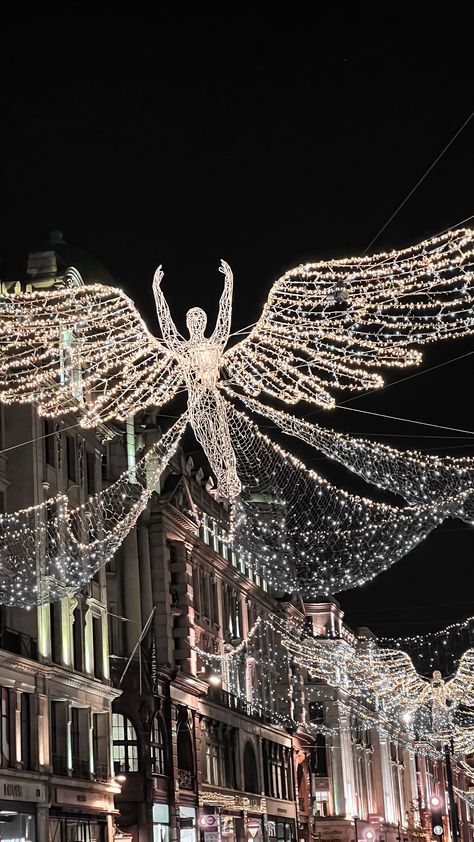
[73,603,84,672]
[101,447,109,483]
[0,687,10,768]
[153,804,170,842]
[21,693,32,770]
[92,615,104,679]
[264,741,292,801]
[150,714,166,775]
[112,713,139,772]
[314,790,330,817]
[44,418,56,467]
[66,436,77,483]
[50,601,62,664]
[51,700,68,775]
[244,741,259,794]
[93,713,109,781]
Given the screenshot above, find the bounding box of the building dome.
[3,230,115,292]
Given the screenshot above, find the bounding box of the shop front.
[198,788,267,842]
[50,783,116,840]
[0,775,48,840]
[265,797,297,842]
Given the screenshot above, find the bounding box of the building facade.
[0,235,122,840]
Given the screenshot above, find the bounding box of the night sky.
[1,6,474,637]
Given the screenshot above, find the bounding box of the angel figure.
[1,226,474,502]
[153,260,241,500]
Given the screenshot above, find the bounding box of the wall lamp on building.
[429,794,445,838]
[208,673,222,686]
[115,773,127,784]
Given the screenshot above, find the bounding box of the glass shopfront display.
[0,807,36,840]
[48,813,106,840]
[179,806,197,842]
[268,818,296,842]
[153,804,170,842]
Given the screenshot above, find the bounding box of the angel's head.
[186,307,207,339]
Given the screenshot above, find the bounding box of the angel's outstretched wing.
[0,282,183,425]
[446,648,474,706]
[355,646,431,712]
[223,227,474,407]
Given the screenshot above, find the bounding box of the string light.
[225,227,474,408]
[229,390,474,524]
[0,415,186,606]
[195,611,474,756]
[225,406,472,596]
[2,228,474,505]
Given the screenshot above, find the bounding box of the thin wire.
[303,346,474,418]
[363,109,474,255]
[0,420,84,456]
[337,348,474,408]
[336,405,474,436]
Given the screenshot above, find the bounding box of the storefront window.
[0,810,35,840]
[179,806,196,842]
[153,804,170,842]
[276,821,296,842]
[48,815,105,840]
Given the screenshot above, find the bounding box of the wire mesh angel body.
[153,261,241,500]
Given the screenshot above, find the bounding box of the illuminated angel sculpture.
[2,225,474,605]
[3,226,474,501]
[283,632,474,750]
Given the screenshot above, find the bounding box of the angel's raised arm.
[211,259,234,347]
[153,266,181,351]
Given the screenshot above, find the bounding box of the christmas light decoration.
[226,406,471,596]
[230,390,474,522]
[2,227,474,503]
[0,415,186,606]
[195,612,474,755]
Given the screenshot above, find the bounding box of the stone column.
[377,731,396,824]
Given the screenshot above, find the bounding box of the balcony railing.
[53,753,69,776]
[72,757,91,779]
[0,626,38,660]
[94,761,108,782]
[206,686,275,724]
[178,769,194,790]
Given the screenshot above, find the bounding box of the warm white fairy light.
[2,228,474,504]
[224,227,474,408]
[0,415,187,606]
[229,390,474,524]
[194,612,469,757]
[225,406,472,596]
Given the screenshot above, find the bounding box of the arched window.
[112,713,139,773]
[243,740,259,794]
[177,724,194,773]
[151,714,166,775]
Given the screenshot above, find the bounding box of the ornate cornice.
[0,649,121,701]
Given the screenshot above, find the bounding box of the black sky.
[1,5,474,636]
